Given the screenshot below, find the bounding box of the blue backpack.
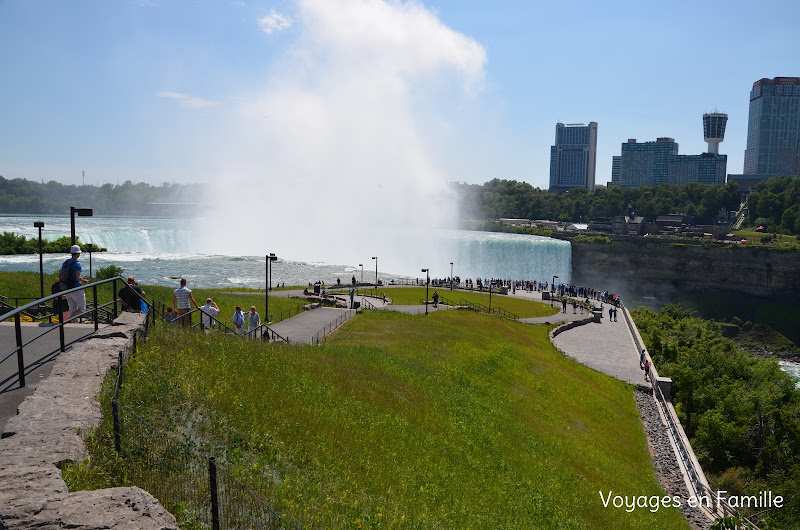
[59,259,76,291]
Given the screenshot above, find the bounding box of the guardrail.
[0,276,150,392]
[622,305,760,529]
[311,309,356,345]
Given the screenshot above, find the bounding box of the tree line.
[0,176,206,215]
[456,177,800,235]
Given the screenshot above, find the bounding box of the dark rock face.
[571,239,800,299]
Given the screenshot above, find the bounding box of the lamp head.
[34,221,44,228]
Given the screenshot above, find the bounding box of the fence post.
[93,285,99,332]
[112,278,118,320]
[209,456,220,530]
[58,300,66,352]
[112,400,121,454]
[14,313,26,388]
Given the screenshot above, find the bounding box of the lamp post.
[266,253,278,323]
[70,207,93,245]
[450,262,454,290]
[551,275,558,307]
[489,278,493,313]
[359,264,363,285]
[372,256,378,288]
[421,268,429,315]
[86,243,94,278]
[34,221,44,299]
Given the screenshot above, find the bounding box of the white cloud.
[157,91,217,109]
[258,10,293,34]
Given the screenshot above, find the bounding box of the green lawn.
[75,309,688,529]
[377,286,560,318]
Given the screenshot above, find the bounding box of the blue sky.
[1,0,798,190]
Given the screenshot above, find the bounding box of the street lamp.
[86,243,94,278]
[70,207,93,245]
[450,262,454,290]
[34,221,44,299]
[372,256,378,288]
[266,253,278,323]
[551,275,558,307]
[421,268,429,315]
[359,263,363,285]
[489,278,493,313]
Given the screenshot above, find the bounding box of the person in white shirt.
[200,298,220,329]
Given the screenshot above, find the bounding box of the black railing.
[0,276,144,392]
[311,309,356,344]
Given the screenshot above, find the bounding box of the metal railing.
[0,276,145,392]
[311,309,356,344]
[623,305,760,529]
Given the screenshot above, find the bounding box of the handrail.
[1,276,137,391]
[361,298,377,310]
[312,309,355,344]
[624,305,760,529]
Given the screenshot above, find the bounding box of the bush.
[95,265,125,281]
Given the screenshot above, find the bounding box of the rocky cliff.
[570,239,800,299]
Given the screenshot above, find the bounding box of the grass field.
[362,286,560,319]
[72,309,688,529]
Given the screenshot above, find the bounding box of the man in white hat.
[61,244,90,319]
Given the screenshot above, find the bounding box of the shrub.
[95,265,125,281]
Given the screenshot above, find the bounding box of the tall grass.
[76,310,688,529]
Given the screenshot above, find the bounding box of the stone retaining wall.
[0,313,177,529]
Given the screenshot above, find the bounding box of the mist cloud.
[205,0,486,274]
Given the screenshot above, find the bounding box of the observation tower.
[703,112,728,155]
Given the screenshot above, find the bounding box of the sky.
[1,0,799,191]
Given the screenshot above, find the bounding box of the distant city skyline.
[1,0,798,189]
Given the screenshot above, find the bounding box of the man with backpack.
[60,245,89,320]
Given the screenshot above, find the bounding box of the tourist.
[232,306,245,336]
[200,298,220,329]
[613,307,618,322]
[60,245,90,319]
[644,360,651,382]
[172,278,198,327]
[350,288,355,309]
[246,306,261,338]
[164,307,178,323]
[640,348,647,369]
[433,290,439,308]
[118,276,146,312]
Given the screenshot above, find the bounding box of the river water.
[2,214,798,385]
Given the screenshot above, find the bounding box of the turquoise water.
[0,215,570,288]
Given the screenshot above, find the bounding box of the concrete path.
[0,322,96,433]
[268,307,356,344]
[552,313,646,386]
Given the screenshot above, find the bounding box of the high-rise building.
[549,122,597,193]
[618,138,678,188]
[743,77,800,177]
[615,112,727,188]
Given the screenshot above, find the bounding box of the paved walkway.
[551,312,646,386]
[269,307,356,344]
[0,322,97,432]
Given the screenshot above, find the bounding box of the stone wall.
[0,313,177,529]
[571,238,800,298]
